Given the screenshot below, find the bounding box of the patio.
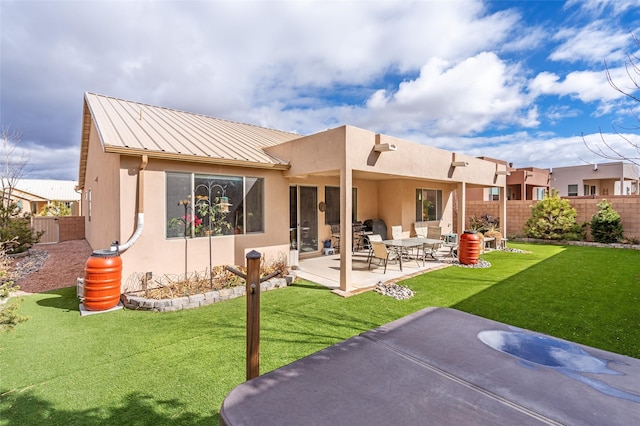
[295,248,453,295]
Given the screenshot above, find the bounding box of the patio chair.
[421,240,443,261]
[368,240,398,273]
[414,221,429,238]
[427,226,442,240]
[353,221,366,252]
[365,234,383,263]
[330,224,341,252]
[391,225,400,240]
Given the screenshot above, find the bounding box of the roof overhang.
[105,146,291,171]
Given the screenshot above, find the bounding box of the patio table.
[383,237,441,271]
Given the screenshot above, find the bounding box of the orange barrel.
[459,230,480,265]
[83,249,122,311]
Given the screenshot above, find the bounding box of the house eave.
[103,146,291,171]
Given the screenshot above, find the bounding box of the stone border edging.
[121,275,295,312]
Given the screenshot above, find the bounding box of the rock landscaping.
[374,282,415,300]
[121,275,294,312]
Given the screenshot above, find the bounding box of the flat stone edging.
[121,275,295,312]
[512,238,640,251]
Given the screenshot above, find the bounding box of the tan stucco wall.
[267,125,503,246]
[83,121,508,292]
[115,157,291,285]
[82,119,120,251]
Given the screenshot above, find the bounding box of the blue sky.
[1,0,640,180]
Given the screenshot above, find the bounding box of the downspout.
[112,155,148,253]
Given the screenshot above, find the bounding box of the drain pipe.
[112,155,148,253]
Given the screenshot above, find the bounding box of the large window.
[416,189,443,221]
[324,186,357,225]
[166,172,263,238]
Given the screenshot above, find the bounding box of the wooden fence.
[460,195,640,240]
[32,216,85,243]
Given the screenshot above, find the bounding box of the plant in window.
[422,200,433,220]
[167,214,202,238]
[196,197,232,236]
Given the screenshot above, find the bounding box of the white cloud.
[460,131,639,169]
[1,0,639,179]
[550,21,632,64]
[359,52,533,136]
[566,0,640,16]
[529,69,621,102]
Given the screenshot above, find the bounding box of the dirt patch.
[13,240,92,294]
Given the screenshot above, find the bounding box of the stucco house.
[10,179,81,215]
[78,92,507,293]
[550,162,640,197]
[467,157,550,201]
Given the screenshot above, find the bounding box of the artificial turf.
[0,242,638,425]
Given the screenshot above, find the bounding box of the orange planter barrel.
[83,250,122,311]
[459,231,480,265]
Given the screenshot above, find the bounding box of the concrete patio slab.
[294,250,452,294]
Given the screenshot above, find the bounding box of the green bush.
[523,189,585,240]
[0,202,44,254]
[590,199,624,243]
[0,256,29,332]
[39,200,71,216]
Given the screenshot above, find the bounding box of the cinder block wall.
[459,196,640,240]
[58,216,85,241]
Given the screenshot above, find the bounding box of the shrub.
[39,200,71,216]
[0,202,43,254]
[523,189,584,240]
[469,213,504,244]
[590,200,624,243]
[0,249,30,332]
[469,213,499,233]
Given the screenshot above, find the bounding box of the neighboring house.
[505,166,550,200]
[78,92,507,293]
[8,179,81,215]
[467,158,550,201]
[550,162,640,197]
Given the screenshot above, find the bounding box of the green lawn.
[1,243,638,425]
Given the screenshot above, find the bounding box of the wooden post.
[245,250,261,381]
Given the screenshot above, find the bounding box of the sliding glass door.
[290,186,318,254]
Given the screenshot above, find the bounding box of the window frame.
[165,172,264,239]
[415,188,443,222]
[568,184,578,197]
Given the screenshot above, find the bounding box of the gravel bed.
[11,250,49,281]
[374,282,415,300]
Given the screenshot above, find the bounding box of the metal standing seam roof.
[79,93,301,186]
[13,179,80,201]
